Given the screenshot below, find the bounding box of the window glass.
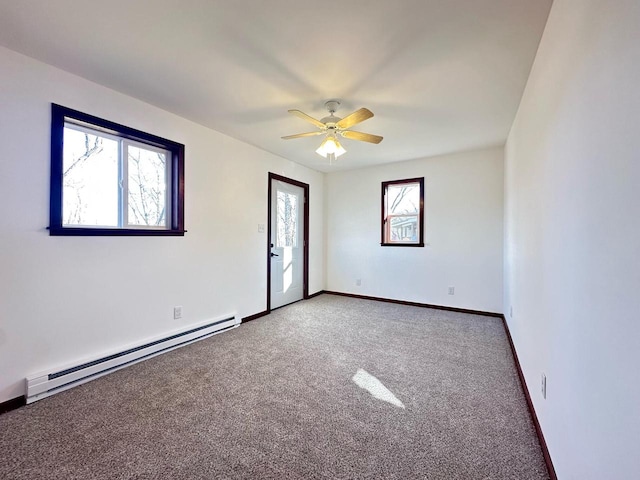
[63,127,119,227]
[387,183,420,216]
[127,144,168,227]
[389,216,419,242]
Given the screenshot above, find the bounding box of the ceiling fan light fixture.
[284,101,381,164]
[316,135,346,158]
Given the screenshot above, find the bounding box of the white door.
[270,180,304,309]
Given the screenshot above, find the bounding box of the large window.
[49,104,185,236]
[381,177,424,246]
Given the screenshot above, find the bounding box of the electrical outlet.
[448,286,455,295]
[257,224,265,233]
[173,306,183,320]
[541,373,547,399]
[356,279,362,286]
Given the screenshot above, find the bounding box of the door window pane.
[277,191,297,247]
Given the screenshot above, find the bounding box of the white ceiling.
[0,0,552,172]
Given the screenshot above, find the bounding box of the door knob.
[270,252,279,257]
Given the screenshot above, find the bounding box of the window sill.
[380,242,424,247]
[48,227,186,236]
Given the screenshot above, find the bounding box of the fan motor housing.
[320,116,341,126]
[322,100,342,126]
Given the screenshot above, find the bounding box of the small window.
[381,177,424,246]
[49,104,185,236]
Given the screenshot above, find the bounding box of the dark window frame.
[49,104,185,236]
[381,177,424,247]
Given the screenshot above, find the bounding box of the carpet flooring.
[0,294,549,479]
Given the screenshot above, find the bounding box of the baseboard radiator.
[26,315,238,404]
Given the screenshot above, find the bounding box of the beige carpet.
[0,294,549,479]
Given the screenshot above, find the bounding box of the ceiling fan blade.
[335,108,374,129]
[288,110,326,129]
[341,130,383,144]
[281,131,325,140]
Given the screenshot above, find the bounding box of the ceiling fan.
[282,100,383,163]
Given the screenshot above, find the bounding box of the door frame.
[267,172,309,312]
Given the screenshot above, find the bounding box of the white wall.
[504,1,640,478]
[326,147,504,313]
[0,47,324,403]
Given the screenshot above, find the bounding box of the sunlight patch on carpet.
[352,368,405,408]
